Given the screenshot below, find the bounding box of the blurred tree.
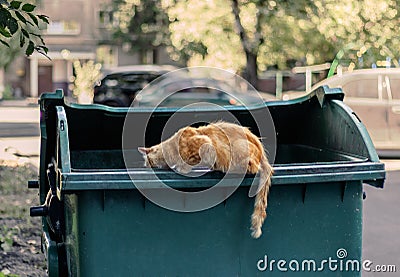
[230,0,334,86]
[254,0,336,69]
[230,0,261,87]
[0,34,22,96]
[166,0,329,88]
[166,0,244,68]
[0,33,22,70]
[110,0,171,63]
[106,0,400,88]
[72,60,102,104]
[306,0,400,68]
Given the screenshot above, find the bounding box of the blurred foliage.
[0,34,22,70]
[0,84,13,99]
[72,60,102,103]
[106,0,400,78]
[110,0,171,53]
[166,0,243,68]
[306,0,400,68]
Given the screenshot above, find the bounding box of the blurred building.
[5,0,175,98]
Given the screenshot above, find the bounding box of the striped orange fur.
[138,121,273,238]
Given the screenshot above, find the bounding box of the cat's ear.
[138,147,151,155]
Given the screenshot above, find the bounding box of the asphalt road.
[0,122,40,137]
[363,170,400,276]
[0,106,40,137]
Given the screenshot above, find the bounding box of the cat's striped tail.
[251,154,273,239]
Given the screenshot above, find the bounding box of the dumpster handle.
[316,85,344,108]
[56,106,71,173]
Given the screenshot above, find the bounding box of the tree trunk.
[77,92,93,104]
[245,51,258,89]
[231,0,259,89]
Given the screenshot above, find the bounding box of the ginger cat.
[138,121,273,238]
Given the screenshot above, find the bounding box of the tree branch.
[231,0,251,53]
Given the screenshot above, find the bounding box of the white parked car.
[312,68,400,156]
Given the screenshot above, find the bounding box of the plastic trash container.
[30,86,385,276]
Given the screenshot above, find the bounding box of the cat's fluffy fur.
[138,121,273,238]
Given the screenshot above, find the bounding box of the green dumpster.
[30,86,385,276]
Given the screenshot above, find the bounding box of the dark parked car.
[133,74,265,108]
[93,65,178,107]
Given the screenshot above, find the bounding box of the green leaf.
[0,39,10,47]
[0,7,11,27]
[36,45,49,55]
[19,33,24,47]
[0,26,11,37]
[29,32,45,45]
[36,48,51,60]
[10,1,22,9]
[14,10,26,24]
[21,28,29,38]
[7,17,18,34]
[38,45,48,52]
[26,40,34,55]
[21,3,35,12]
[38,14,49,24]
[28,13,38,26]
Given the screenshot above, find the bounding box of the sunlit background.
[0,0,399,101]
[0,1,399,276]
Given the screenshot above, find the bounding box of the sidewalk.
[0,99,39,124]
[0,98,39,107]
[0,137,39,169]
[0,100,40,169]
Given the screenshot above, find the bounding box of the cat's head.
[138,145,168,169]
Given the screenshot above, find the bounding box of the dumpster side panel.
[65,181,363,276]
[35,89,381,276]
[64,194,80,277]
[270,97,378,164]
